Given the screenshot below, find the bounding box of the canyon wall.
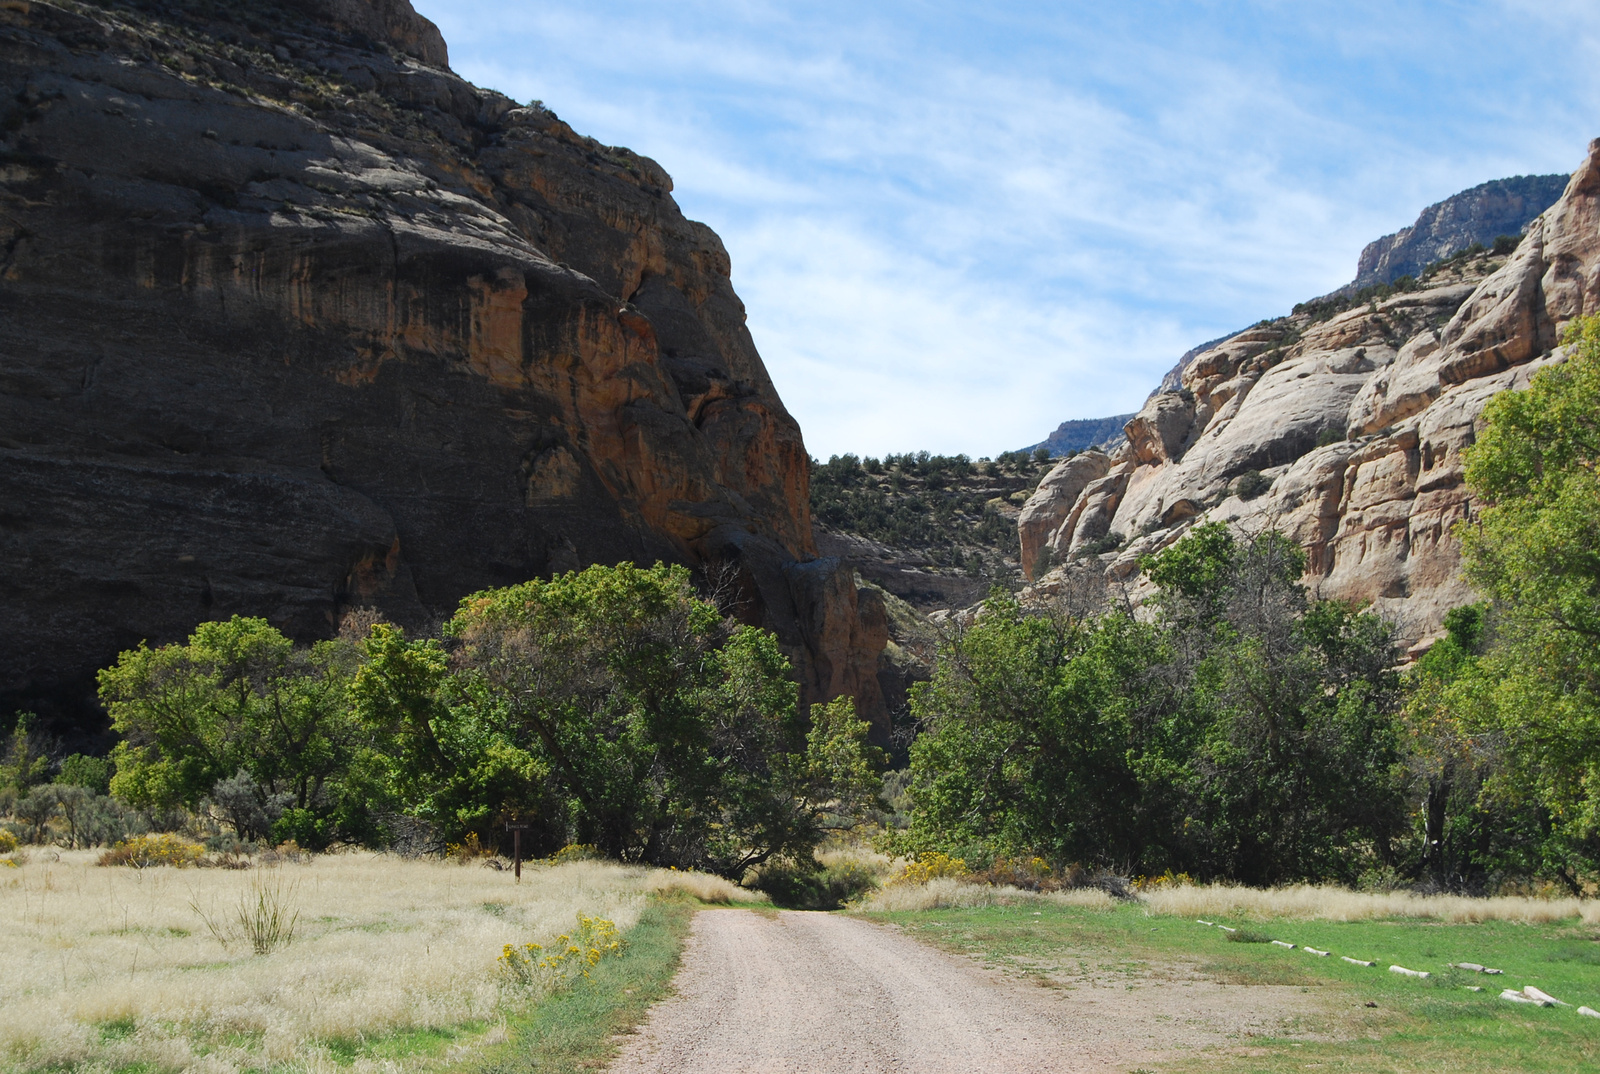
[1022,141,1600,653]
[1353,173,1569,289]
[0,0,885,737]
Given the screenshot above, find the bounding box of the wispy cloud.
[420,1,1599,457]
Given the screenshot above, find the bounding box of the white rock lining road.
[1193,918,1600,1017]
[609,909,1321,1074]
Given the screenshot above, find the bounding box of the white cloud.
[418,1,1600,456]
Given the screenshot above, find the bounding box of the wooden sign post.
[505,821,532,882]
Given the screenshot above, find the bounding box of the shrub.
[99,832,205,868]
[259,839,311,864]
[13,786,59,843]
[208,768,288,842]
[1492,233,1521,256]
[446,832,495,863]
[547,842,601,865]
[1133,869,1194,891]
[891,851,969,886]
[754,859,879,909]
[498,912,625,989]
[1234,469,1272,500]
[1079,531,1126,557]
[974,855,1054,890]
[1316,426,1344,448]
[0,828,16,854]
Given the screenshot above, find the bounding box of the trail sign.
[505,821,532,881]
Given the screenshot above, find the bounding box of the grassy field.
[863,888,1600,1073]
[0,849,739,1074]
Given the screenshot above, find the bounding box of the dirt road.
[609,909,1317,1073]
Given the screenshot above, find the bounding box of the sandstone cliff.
[0,0,885,737]
[1352,173,1568,289]
[1021,141,1600,653]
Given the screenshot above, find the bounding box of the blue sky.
[416,1,1600,459]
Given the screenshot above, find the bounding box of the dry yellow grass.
[1141,883,1600,924]
[0,850,672,1073]
[644,868,765,905]
[858,877,1118,912]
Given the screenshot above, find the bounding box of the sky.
[415,1,1600,459]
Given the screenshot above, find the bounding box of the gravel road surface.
[609,909,1160,1073]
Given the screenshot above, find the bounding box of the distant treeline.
[809,449,1052,572]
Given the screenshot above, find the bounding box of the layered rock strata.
[0,0,885,736]
[1021,142,1600,652]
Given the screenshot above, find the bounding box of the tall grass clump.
[645,868,759,905]
[238,871,299,954]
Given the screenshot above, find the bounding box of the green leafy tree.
[897,524,1407,884]
[355,563,883,877]
[1146,524,1408,884]
[351,621,557,849]
[99,616,370,847]
[56,754,112,795]
[896,593,1176,870]
[1453,314,1600,881]
[1,713,51,793]
[1400,605,1551,890]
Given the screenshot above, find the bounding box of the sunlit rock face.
[1020,141,1600,654]
[0,0,885,736]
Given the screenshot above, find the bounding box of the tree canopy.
[93,562,882,875]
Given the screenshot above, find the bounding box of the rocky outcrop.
[1017,451,1110,578]
[297,0,449,66]
[1019,143,1600,651]
[0,0,885,738]
[1353,174,1568,288]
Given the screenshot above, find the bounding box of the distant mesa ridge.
[1027,413,1134,456]
[1025,171,1570,457]
[1352,173,1569,289]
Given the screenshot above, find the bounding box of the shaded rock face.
[1019,143,1600,651]
[1353,174,1568,288]
[0,0,884,738]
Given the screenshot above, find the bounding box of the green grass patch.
[864,901,1600,1072]
[475,899,695,1074]
[97,1017,137,1042]
[323,1024,478,1065]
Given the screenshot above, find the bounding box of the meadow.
[862,882,1600,1073]
[0,850,744,1074]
